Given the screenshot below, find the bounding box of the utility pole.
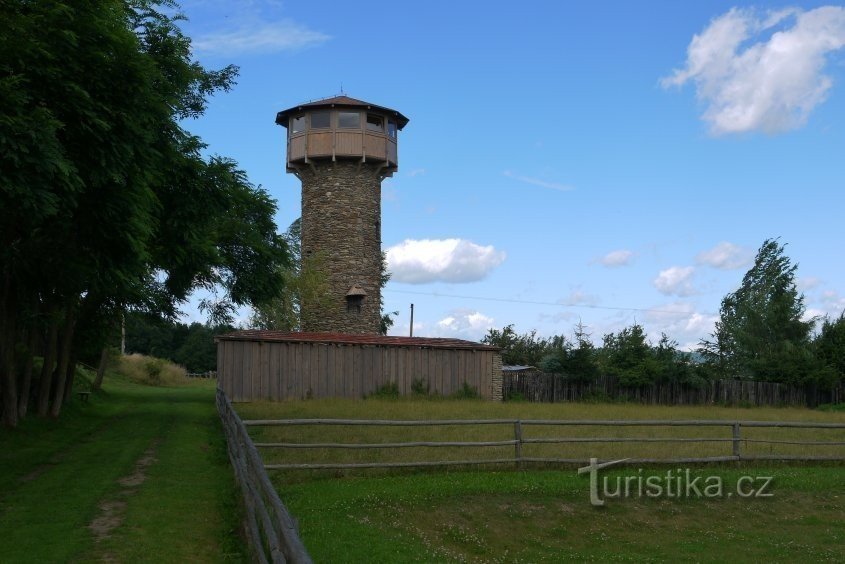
[409,303,414,337]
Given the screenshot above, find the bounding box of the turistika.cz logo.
[577,458,774,507]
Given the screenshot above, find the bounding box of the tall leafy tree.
[0,0,289,426]
[700,239,815,383]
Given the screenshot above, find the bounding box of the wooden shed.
[216,331,503,401]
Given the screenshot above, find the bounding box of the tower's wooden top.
[275,95,409,130]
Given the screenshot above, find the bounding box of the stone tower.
[276,96,409,334]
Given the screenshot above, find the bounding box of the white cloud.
[193,20,330,55]
[435,309,495,339]
[798,276,822,291]
[598,249,634,267]
[503,171,573,192]
[560,289,600,306]
[386,239,506,284]
[696,242,754,270]
[653,266,697,297]
[643,301,719,350]
[661,6,845,134]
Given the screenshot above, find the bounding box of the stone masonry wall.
[299,161,382,334]
[491,352,503,401]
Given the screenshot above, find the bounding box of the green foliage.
[124,312,231,372]
[481,325,565,366]
[450,382,480,399]
[411,378,430,396]
[0,0,289,425]
[700,239,825,385]
[369,381,400,399]
[814,313,845,384]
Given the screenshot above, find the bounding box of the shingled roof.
[216,330,498,351]
[275,95,410,129]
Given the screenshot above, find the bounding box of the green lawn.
[278,466,845,562]
[0,377,246,563]
[238,398,845,562]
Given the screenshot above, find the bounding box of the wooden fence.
[245,417,845,469]
[216,389,312,564]
[504,371,845,407]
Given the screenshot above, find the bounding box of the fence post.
[514,420,523,469]
[732,422,741,459]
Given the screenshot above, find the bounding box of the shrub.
[411,378,430,396]
[504,391,526,402]
[116,353,188,386]
[369,381,400,399]
[451,382,480,399]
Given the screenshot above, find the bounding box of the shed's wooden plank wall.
[218,341,501,401]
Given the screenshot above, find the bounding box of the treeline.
[124,314,233,374]
[484,239,845,389]
[0,1,289,427]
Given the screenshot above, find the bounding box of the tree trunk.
[50,312,76,418]
[1,332,18,428]
[92,347,109,391]
[62,351,78,404]
[0,269,18,428]
[36,318,59,417]
[17,328,38,420]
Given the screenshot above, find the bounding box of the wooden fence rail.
[504,371,845,407]
[246,418,845,470]
[216,389,312,564]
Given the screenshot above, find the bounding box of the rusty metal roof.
[275,95,409,129]
[216,330,498,351]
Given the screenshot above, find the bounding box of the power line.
[384,289,711,316]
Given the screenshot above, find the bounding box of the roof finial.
[340,82,344,95]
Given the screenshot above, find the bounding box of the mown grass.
[237,399,845,478]
[0,371,245,563]
[277,466,845,562]
[237,398,845,561]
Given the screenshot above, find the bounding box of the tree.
[482,325,562,366]
[814,313,845,386]
[0,0,289,426]
[700,239,815,383]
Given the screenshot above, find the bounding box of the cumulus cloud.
[661,6,845,134]
[696,242,754,270]
[436,309,495,338]
[503,171,573,192]
[385,239,506,284]
[653,266,697,297]
[644,301,719,350]
[598,249,634,267]
[193,19,330,55]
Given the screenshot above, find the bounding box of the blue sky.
[177,1,845,349]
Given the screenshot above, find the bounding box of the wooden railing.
[244,418,845,469]
[216,389,312,564]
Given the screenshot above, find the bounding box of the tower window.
[366,114,384,132]
[338,112,361,128]
[346,286,366,313]
[291,115,306,134]
[387,120,397,138]
[310,111,331,129]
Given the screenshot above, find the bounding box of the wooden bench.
[77,391,91,403]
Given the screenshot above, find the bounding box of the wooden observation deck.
[276,95,409,177]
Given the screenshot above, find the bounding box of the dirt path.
[88,438,161,544]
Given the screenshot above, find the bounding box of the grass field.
[0,373,246,563]
[238,398,845,473]
[238,398,845,561]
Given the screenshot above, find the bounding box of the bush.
[504,391,526,402]
[116,354,188,386]
[369,381,400,399]
[411,378,430,396]
[451,382,480,399]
